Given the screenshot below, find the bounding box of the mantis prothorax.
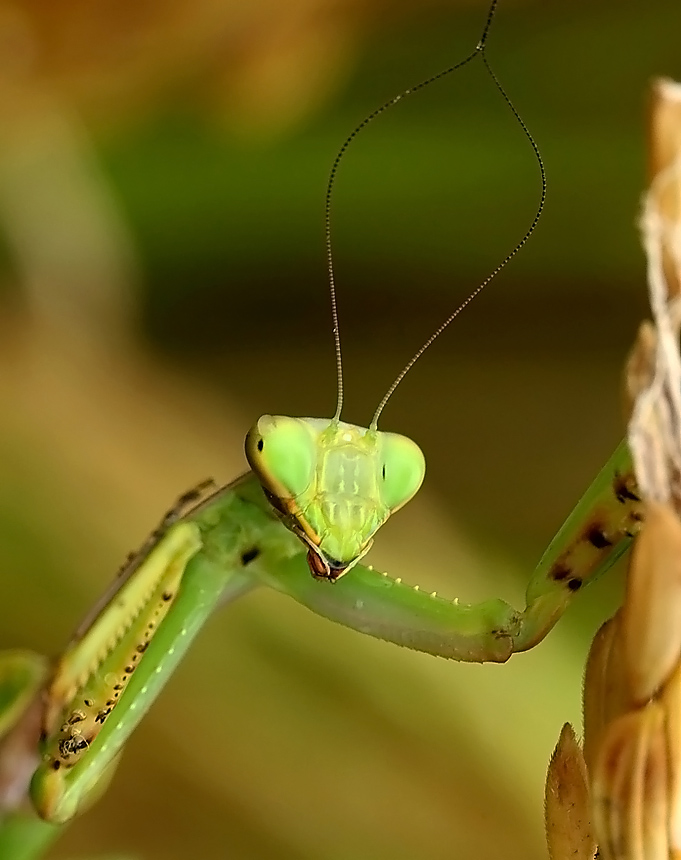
[0,0,644,851]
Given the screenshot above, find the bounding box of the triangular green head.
[245,416,425,581]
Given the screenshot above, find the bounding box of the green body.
[245,416,426,579]
[0,0,597,850]
[0,432,641,857]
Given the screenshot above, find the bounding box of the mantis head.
[244,0,544,583]
[245,416,425,581]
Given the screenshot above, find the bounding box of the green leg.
[252,440,641,661]
[0,813,60,860]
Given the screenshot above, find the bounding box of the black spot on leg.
[568,578,582,591]
[52,760,61,770]
[550,562,572,582]
[613,472,641,504]
[241,547,260,566]
[162,591,173,601]
[95,706,114,724]
[586,526,613,550]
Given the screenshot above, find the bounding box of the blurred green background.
[0,0,678,857]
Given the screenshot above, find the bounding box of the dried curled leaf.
[583,616,633,776]
[660,661,681,853]
[545,723,596,860]
[624,320,658,418]
[649,78,681,299]
[621,500,681,704]
[628,85,681,506]
[592,704,668,860]
[586,76,681,860]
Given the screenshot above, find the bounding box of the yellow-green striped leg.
[0,434,639,858]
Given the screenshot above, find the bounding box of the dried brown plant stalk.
[545,78,681,860]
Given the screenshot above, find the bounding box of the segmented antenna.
[324,0,546,427]
[371,48,546,429]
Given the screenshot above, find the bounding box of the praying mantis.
[0,1,651,858]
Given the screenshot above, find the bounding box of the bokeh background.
[0,0,678,857]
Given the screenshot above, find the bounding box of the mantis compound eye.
[378,432,426,513]
[245,415,316,501]
[246,416,425,582]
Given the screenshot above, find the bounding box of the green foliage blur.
[0,0,678,858]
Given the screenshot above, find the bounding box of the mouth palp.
[305,548,347,582]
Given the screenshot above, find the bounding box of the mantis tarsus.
[0,0,648,855]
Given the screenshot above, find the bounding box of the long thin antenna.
[370,46,547,429]
[325,0,504,422]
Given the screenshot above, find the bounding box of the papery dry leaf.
[621,500,681,705]
[649,78,681,299]
[629,94,681,508]
[592,704,668,860]
[545,723,596,860]
[661,661,681,854]
[583,616,633,776]
[586,74,681,860]
[624,320,658,419]
[650,78,681,182]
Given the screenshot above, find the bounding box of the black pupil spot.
[382,465,386,479]
[257,439,264,452]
